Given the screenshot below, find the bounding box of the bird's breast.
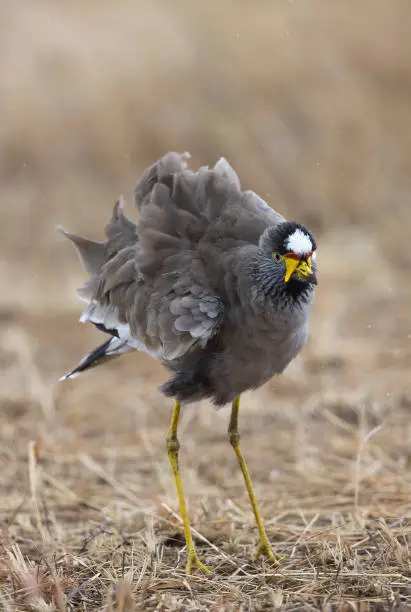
[216,313,309,400]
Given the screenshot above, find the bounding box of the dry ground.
[1,2,411,610]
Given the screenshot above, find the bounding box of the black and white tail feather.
[57,197,139,381]
[58,337,128,381]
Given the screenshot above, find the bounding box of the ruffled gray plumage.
[59,152,316,406]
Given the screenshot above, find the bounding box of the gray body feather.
[60,153,316,407]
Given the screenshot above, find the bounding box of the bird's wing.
[61,196,224,363]
[137,252,225,361]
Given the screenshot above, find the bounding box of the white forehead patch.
[285,228,313,255]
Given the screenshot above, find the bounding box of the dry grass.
[1,1,411,610]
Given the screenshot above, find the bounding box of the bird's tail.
[59,336,129,381]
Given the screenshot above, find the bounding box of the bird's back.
[134,152,285,265]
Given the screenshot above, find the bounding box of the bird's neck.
[251,256,314,313]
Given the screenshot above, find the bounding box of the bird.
[59,152,317,574]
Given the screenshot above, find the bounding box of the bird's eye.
[272,252,283,264]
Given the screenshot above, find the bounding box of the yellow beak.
[284,256,300,283]
[284,256,315,283]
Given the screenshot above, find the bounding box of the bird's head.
[259,222,317,287]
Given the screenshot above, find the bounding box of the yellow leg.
[166,400,211,574]
[228,396,279,564]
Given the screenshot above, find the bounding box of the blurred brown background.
[2,0,410,407]
[1,1,411,608]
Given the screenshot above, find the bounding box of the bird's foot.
[186,548,212,575]
[253,537,283,565]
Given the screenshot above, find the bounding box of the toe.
[186,552,212,575]
[253,540,282,565]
